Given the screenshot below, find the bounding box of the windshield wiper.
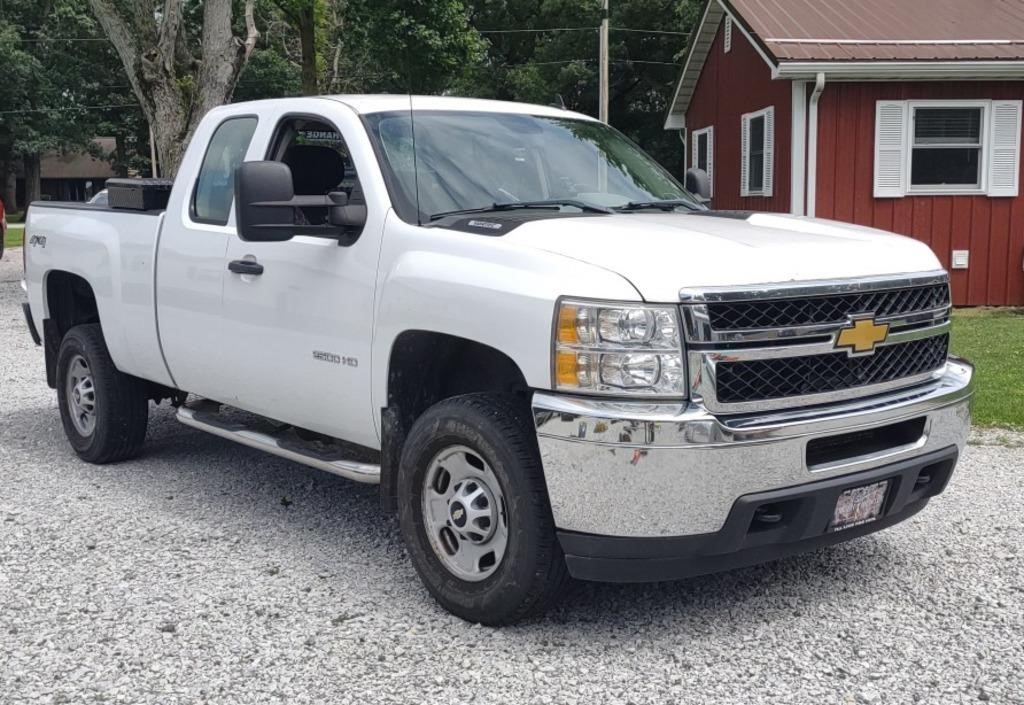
[429,199,613,221]
[615,199,700,212]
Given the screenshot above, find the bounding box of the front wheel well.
[379,331,532,512]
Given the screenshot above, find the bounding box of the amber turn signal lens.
[557,304,579,344]
[555,350,579,387]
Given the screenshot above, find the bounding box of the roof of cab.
[324,94,596,121]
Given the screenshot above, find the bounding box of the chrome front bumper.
[532,358,973,538]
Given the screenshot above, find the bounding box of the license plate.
[830,480,889,532]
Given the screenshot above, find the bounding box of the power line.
[0,103,140,116]
[618,59,681,66]
[499,58,680,68]
[611,27,690,36]
[9,37,110,43]
[478,27,597,34]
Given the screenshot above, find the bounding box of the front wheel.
[56,324,149,463]
[397,394,569,625]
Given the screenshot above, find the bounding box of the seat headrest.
[283,145,347,195]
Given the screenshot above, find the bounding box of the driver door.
[217,106,384,449]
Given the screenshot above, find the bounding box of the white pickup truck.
[22,96,973,624]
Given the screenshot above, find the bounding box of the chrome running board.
[176,405,381,484]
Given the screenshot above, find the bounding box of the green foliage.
[455,0,702,171]
[236,47,303,101]
[339,0,485,94]
[2,0,702,191]
[0,0,146,186]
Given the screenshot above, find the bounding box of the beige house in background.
[16,138,117,203]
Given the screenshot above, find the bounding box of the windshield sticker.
[467,220,503,230]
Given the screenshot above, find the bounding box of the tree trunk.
[87,0,258,177]
[299,4,318,95]
[24,153,41,206]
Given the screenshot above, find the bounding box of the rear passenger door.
[216,105,385,449]
[156,112,260,402]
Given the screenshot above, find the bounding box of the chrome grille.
[716,334,949,404]
[707,283,950,330]
[680,272,953,413]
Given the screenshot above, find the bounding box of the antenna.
[409,93,422,227]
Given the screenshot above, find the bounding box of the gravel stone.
[2,251,1023,704]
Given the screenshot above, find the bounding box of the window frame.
[906,100,990,196]
[189,114,260,227]
[741,106,773,198]
[691,125,714,196]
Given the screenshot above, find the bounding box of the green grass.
[4,224,23,252]
[4,223,24,249]
[951,307,1024,430]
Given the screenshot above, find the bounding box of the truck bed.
[23,201,173,386]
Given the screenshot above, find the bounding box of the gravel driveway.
[2,250,1022,704]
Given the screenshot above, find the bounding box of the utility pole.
[599,0,609,123]
[149,127,159,179]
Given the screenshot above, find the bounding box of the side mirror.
[684,167,712,205]
[235,161,296,242]
[328,191,367,230]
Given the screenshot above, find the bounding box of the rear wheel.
[397,394,569,625]
[56,324,149,463]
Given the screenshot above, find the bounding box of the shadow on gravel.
[1,402,902,633]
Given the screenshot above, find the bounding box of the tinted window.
[192,117,258,225]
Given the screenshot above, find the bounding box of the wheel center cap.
[449,502,467,528]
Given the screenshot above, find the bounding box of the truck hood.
[502,212,944,302]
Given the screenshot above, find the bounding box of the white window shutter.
[763,107,774,197]
[740,115,750,197]
[691,132,699,173]
[987,100,1022,197]
[724,17,733,53]
[706,126,715,196]
[874,101,908,198]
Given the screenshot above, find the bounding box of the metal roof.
[666,0,1024,128]
[730,0,1024,61]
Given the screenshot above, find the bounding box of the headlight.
[553,299,686,397]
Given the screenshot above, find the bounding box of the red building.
[665,0,1024,305]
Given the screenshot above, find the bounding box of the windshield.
[363,110,701,223]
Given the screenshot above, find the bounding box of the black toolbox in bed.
[106,178,175,211]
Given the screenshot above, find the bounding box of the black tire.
[397,393,570,625]
[56,323,149,463]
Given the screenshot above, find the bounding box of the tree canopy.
[0,0,702,205]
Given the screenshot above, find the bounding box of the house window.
[874,99,1022,198]
[691,126,713,195]
[911,106,984,189]
[741,106,774,197]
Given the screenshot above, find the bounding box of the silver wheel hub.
[65,355,97,436]
[422,445,508,582]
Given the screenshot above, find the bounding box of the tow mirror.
[685,167,712,205]
[234,161,296,242]
[235,161,365,246]
[328,191,367,231]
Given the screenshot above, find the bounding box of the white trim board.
[775,60,1024,80]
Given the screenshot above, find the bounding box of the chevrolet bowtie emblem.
[835,316,889,356]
